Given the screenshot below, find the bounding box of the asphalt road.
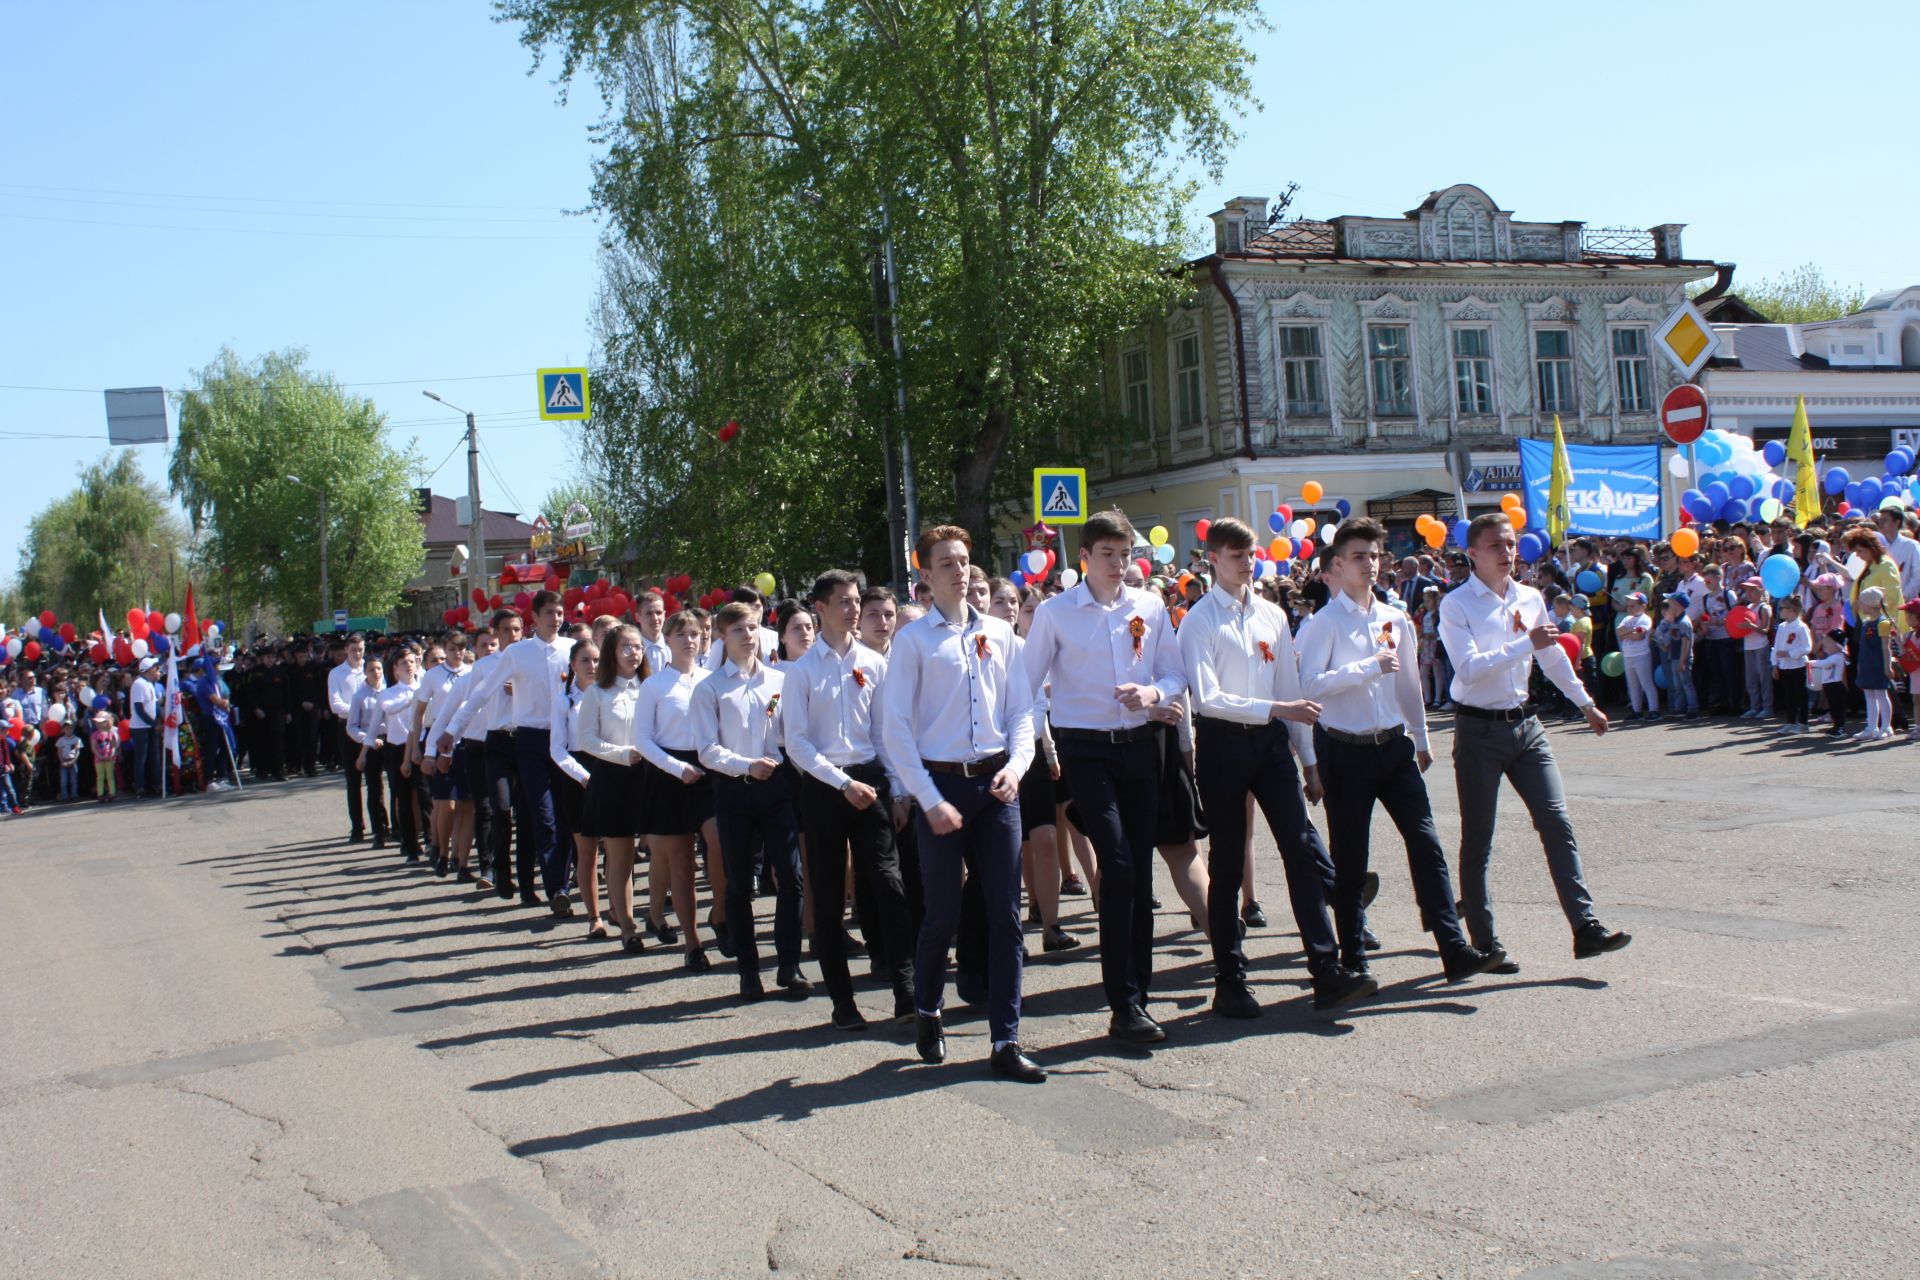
[3,716,1917,1279]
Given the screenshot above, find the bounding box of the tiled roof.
[1213,220,1714,273]
[418,493,536,547]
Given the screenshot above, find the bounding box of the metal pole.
[467,410,487,611]
[881,200,918,565]
[318,489,331,622]
[870,233,906,588]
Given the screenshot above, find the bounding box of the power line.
[0,191,579,226]
[0,210,594,243]
[479,446,527,517]
[0,372,543,396]
[0,181,571,213]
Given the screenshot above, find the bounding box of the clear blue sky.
[4,1,1913,584]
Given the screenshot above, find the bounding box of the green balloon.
[1600,651,1625,678]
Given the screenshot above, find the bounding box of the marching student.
[878,525,1042,1082]
[328,635,369,839]
[635,589,671,678]
[1010,586,1073,951]
[415,633,469,875]
[442,591,576,915]
[427,627,498,887]
[1438,511,1631,966]
[580,624,672,958]
[462,610,525,896]
[784,570,918,1031]
[346,657,390,847]
[1178,517,1374,1018]
[551,638,602,935]
[1020,509,1186,1044]
[635,609,724,957]
[694,601,811,1002]
[702,588,779,671]
[1294,518,1503,984]
[375,646,424,862]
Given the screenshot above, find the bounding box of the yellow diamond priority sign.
[1653,301,1720,379]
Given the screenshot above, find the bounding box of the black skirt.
[1153,721,1208,845]
[582,756,645,840]
[644,748,714,836]
[1018,750,1057,839]
[557,750,594,834]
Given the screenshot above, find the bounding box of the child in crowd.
[1570,594,1595,680]
[1809,631,1850,738]
[1654,596,1698,718]
[56,722,83,801]
[1616,592,1657,719]
[89,711,120,803]
[1737,578,1774,721]
[1770,596,1811,733]
[1417,585,1443,708]
[1903,600,1920,742]
[1853,587,1897,742]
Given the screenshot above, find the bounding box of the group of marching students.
[325,505,1637,1083]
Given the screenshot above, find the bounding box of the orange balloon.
[1671,527,1700,559]
[1301,481,1324,506]
[910,549,920,570]
[1424,525,1446,549]
[1270,536,1293,561]
[1500,492,1523,511]
[1508,506,1528,530]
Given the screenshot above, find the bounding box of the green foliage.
[15,452,190,621]
[1704,264,1868,325]
[171,348,425,626]
[499,0,1258,577]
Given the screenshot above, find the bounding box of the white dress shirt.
[1295,590,1430,755]
[1438,574,1591,710]
[1771,618,1812,670]
[327,659,364,718]
[876,602,1035,814]
[640,634,671,680]
[635,666,709,781]
[376,679,420,744]
[413,663,457,742]
[130,676,160,728]
[1888,533,1920,601]
[417,661,468,757]
[701,626,777,671]
[426,666,475,753]
[447,633,573,735]
[577,675,642,765]
[782,636,891,790]
[548,679,591,785]
[1177,583,1316,766]
[692,659,786,777]
[1020,582,1186,731]
[347,684,386,746]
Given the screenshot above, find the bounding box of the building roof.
[418,493,536,548]
[1696,293,1773,324]
[1706,325,1818,373]
[1218,219,1716,273]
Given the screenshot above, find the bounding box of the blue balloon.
[1576,570,1603,593]
[152,634,171,657]
[1267,511,1285,535]
[1760,554,1801,598]
[1704,481,1731,512]
[1450,519,1470,548]
[1653,664,1668,690]
[1333,498,1352,519]
[1009,569,1025,587]
[1886,450,1912,477]
[1728,474,1755,501]
[91,695,111,711]
[1824,466,1850,496]
[1780,482,1796,504]
[1762,440,1787,467]
[1517,531,1547,563]
[38,626,55,646]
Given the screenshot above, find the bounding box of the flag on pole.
[98,607,112,650]
[1547,414,1574,548]
[162,646,183,797]
[182,583,201,651]
[1786,395,1820,528]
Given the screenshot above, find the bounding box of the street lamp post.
[286,476,330,623]
[423,392,487,612]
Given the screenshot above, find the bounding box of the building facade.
[1015,184,1721,562]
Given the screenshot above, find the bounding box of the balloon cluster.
[1816,443,1920,518]
[1678,428,1801,526]
[1492,491,1551,564]
[1010,546,1058,589]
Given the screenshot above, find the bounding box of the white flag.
[163,647,183,767]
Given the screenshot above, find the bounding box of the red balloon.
[6,718,22,743]
[1275,504,1293,524]
[117,718,132,743]
[592,577,610,596]
[1042,550,1056,576]
[489,594,503,610]
[663,596,681,615]
[147,611,165,634]
[113,638,133,665]
[1726,606,1759,639]
[543,575,562,593]
[1555,632,1581,666]
[58,623,76,643]
[719,420,740,443]
[39,610,56,629]
[1297,538,1315,560]
[126,607,144,628]
[1252,545,1267,560]
[513,591,532,609]
[1677,508,1693,526]
[1838,501,1852,515]
[471,588,488,607]
[1194,518,1211,542]
[1135,558,1151,578]
[90,642,109,664]
[23,641,41,662]
[562,587,586,609]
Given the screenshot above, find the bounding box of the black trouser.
[1195,718,1341,983]
[484,730,527,892]
[253,711,286,779]
[319,713,340,769]
[197,713,236,787]
[382,742,420,855]
[1056,732,1159,1013]
[1778,667,1807,725]
[290,706,319,775]
[1313,726,1470,960]
[340,725,371,837]
[461,737,494,866]
[715,771,803,981]
[795,765,915,1007]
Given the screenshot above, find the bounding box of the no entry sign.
[1662,384,1708,445]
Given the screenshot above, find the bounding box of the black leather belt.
[842,759,886,778]
[923,752,1008,778]
[1052,725,1155,744]
[1454,703,1534,723]
[1195,716,1270,734]
[1319,723,1405,746]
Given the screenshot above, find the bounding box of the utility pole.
[427,392,487,610]
[879,199,918,581]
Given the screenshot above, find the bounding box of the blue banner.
[1517,439,1662,539]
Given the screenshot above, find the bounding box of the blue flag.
[1517,439,1661,539]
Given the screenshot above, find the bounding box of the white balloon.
[1059,568,1080,589]
[45,704,65,724]
[165,612,182,634]
[130,638,149,660]
[1667,453,1692,477]
[4,638,19,660]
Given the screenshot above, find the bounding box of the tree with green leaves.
[15,452,190,621]
[502,0,1257,579]
[1710,264,1869,325]
[171,348,425,628]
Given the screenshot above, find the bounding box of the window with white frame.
[1612,327,1651,414]
[1173,332,1203,430]
[1279,325,1327,417]
[1368,325,1414,416]
[1452,327,1495,416]
[1534,328,1576,415]
[1123,347,1151,433]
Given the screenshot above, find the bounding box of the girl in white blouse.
[551,639,601,937]
[635,609,725,961]
[578,624,655,956]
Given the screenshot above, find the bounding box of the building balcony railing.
[1581,227,1657,257]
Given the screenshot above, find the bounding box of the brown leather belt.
[923,752,1009,778]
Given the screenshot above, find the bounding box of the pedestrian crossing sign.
[1032,467,1088,524]
[537,368,591,421]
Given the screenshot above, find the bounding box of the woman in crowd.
[635,608,723,962]
[551,637,603,938]
[579,624,657,955]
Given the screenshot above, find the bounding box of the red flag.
[183,583,202,650]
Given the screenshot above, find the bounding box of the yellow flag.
[1785,394,1819,527]
[1548,414,1573,547]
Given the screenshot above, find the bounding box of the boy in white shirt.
[1769,596,1811,732]
[1614,592,1656,720]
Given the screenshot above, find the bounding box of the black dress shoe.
[740,973,767,1002]
[1360,871,1380,909]
[1441,945,1502,983]
[989,1043,1046,1083]
[916,1013,946,1063]
[349,831,367,843]
[1241,901,1268,929]
[1573,921,1631,958]
[520,892,542,908]
[777,965,813,997]
[654,918,680,946]
[373,836,387,851]
[1042,926,1080,952]
[433,855,449,877]
[841,929,866,957]
[549,893,574,918]
[893,986,916,1025]
[1212,982,1262,1019]
[1361,926,1383,951]
[456,866,475,884]
[1481,939,1521,974]
[1108,1004,1167,1044]
[1312,968,1379,1012]
[831,1002,868,1031]
[621,932,646,954]
[686,947,712,972]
